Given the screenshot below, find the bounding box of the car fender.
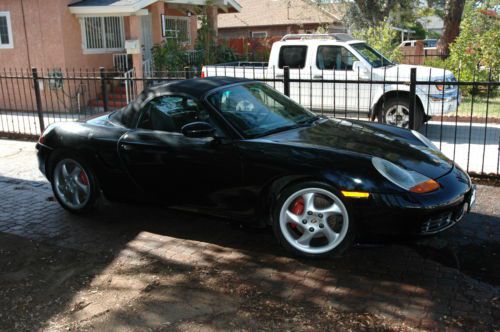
[369,85,427,120]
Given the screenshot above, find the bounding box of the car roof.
[111,76,254,128]
[147,76,252,98]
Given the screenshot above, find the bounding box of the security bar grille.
[81,16,125,52]
[161,15,190,43]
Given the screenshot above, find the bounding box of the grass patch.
[456,94,500,118]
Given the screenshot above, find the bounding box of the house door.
[140,14,153,74]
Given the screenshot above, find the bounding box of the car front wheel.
[51,155,100,213]
[272,182,355,258]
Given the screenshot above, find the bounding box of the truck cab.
[203,34,460,129]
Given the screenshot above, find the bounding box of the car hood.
[375,64,454,81]
[258,118,453,179]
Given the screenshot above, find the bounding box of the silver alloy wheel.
[53,159,91,210]
[385,104,409,128]
[279,188,349,255]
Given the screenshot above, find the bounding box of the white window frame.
[0,12,14,49]
[161,15,191,44]
[80,16,125,54]
[251,31,267,38]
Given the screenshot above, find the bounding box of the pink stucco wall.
[0,0,199,113]
[0,0,198,71]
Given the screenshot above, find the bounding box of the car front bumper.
[350,165,475,236]
[425,91,460,116]
[35,143,52,179]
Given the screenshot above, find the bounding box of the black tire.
[49,151,100,214]
[378,97,424,130]
[271,181,356,258]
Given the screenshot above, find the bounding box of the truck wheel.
[378,98,424,130]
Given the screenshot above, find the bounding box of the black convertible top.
[109,76,253,128]
[152,76,251,98]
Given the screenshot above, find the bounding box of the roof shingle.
[218,0,343,29]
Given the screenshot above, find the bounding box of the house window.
[251,31,267,38]
[81,16,125,53]
[0,12,13,49]
[162,15,190,43]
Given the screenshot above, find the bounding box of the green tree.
[352,21,403,62]
[446,0,499,83]
[341,0,417,30]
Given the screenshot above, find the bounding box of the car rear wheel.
[272,182,355,258]
[51,155,99,213]
[379,98,424,130]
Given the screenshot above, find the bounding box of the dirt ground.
[0,139,499,331]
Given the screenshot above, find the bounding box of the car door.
[273,44,312,108]
[117,94,244,215]
[312,45,370,117]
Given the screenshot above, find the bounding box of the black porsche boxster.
[36,77,476,257]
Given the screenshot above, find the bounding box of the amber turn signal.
[409,179,440,193]
[341,191,370,198]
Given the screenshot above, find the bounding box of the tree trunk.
[437,0,466,56]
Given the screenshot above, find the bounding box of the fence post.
[32,68,45,133]
[99,67,109,113]
[184,66,191,79]
[408,67,417,130]
[283,66,290,97]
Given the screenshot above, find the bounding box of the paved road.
[1,111,498,175]
[0,139,499,331]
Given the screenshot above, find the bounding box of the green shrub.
[152,39,189,73]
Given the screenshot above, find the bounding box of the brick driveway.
[0,139,499,331]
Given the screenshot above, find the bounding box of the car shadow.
[0,175,497,330]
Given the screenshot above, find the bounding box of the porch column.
[150,2,166,45]
[207,5,218,42]
[128,15,144,90]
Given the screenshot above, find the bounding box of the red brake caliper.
[79,171,89,186]
[289,197,304,229]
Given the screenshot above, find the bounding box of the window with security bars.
[162,15,190,43]
[81,16,125,52]
[0,12,13,48]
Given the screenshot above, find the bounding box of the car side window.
[137,95,211,133]
[316,46,357,71]
[278,46,307,69]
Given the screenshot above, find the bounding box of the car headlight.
[411,130,439,151]
[372,157,440,193]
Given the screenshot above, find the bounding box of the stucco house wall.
[0,0,198,71]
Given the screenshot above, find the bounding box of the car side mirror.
[181,122,216,138]
[352,61,370,78]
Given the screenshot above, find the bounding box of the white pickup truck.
[202,34,460,129]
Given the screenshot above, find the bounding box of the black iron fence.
[0,66,498,177]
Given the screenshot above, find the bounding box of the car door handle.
[120,143,135,151]
[313,75,323,79]
[276,74,284,78]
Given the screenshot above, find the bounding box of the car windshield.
[351,43,393,68]
[424,39,437,47]
[207,82,316,138]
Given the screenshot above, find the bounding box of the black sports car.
[36,77,476,257]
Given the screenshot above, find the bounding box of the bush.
[152,39,189,73]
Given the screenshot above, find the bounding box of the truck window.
[316,46,356,70]
[278,46,307,69]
